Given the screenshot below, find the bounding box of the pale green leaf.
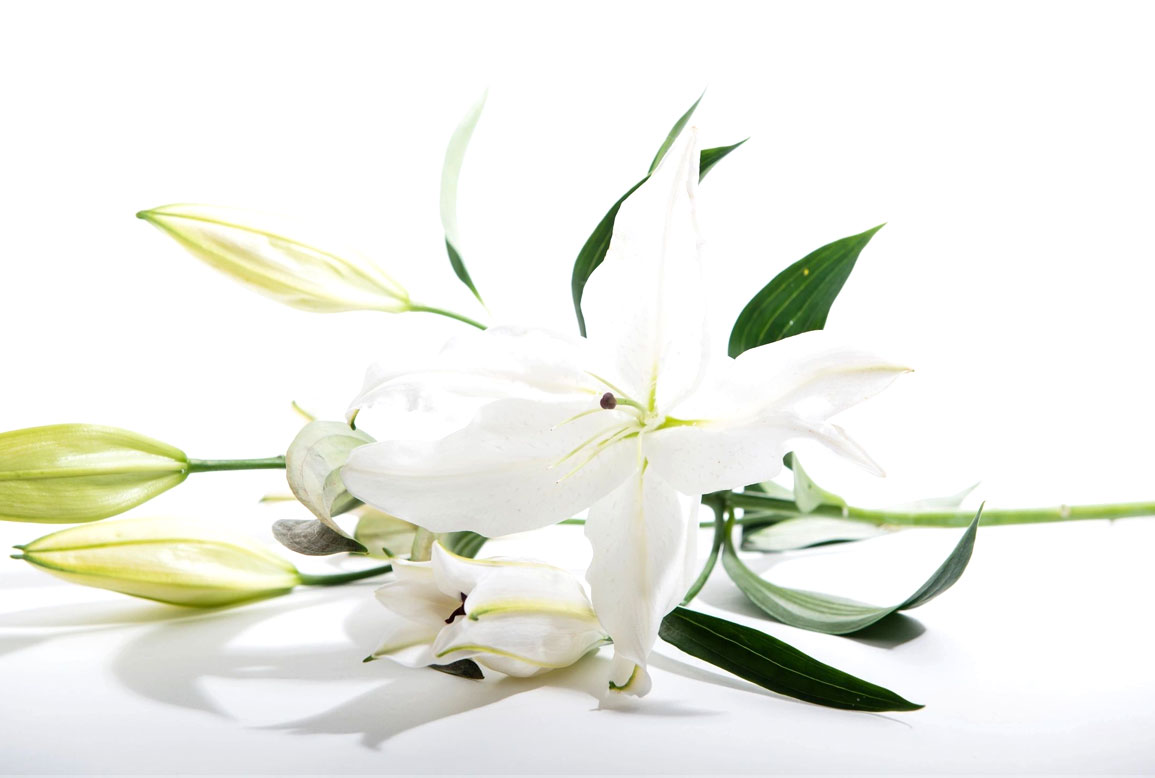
[440,92,487,304]
[722,508,982,634]
[743,517,890,552]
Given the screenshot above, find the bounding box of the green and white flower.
[368,542,607,677]
[342,128,907,695]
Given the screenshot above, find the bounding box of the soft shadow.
[844,613,926,648]
[111,589,372,717]
[0,599,203,629]
[267,653,612,749]
[106,582,724,749]
[0,634,50,657]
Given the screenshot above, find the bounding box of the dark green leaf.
[430,658,485,680]
[699,139,748,180]
[443,531,487,559]
[571,180,645,336]
[571,146,745,335]
[444,238,481,305]
[659,607,922,712]
[722,507,981,634]
[728,224,885,357]
[272,519,366,556]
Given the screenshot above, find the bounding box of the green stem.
[726,492,1155,528]
[408,304,487,330]
[681,493,729,605]
[298,563,393,587]
[559,516,769,528]
[410,527,435,561]
[187,456,286,473]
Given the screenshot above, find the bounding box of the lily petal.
[348,325,598,433]
[580,128,710,410]
[432,612,607,677]
[584,462,697,696]
[673,330,910,423]
[369,616,443,667]
[343,398,635,535]
[431,543,593,612]
[375,561,461,623]
[648,331,908,493]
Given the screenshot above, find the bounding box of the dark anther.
[444,592,468,624]
[600,392,617,410]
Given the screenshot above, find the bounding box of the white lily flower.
[369,542,608,677]
[343,128,908,695]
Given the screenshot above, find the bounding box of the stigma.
[600,392,617,410]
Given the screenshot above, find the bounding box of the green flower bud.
[137,204,411,314]
[0,424,189,523]
[285,420,374,536]
[13,518,302,607]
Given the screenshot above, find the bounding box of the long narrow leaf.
[728,224,884,357]
[743,517,891,552]
[570,100,745,335]
[722,508,981,634]
[648,91,703,174]
[659,607,922,712]
[440,92,487,304]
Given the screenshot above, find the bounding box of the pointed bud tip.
[362,655,376,663]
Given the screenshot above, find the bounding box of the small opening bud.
[600,392,617,410]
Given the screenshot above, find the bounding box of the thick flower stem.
[410,528,436,561]
[298,563,393,586]
[407,304,487,331]
[187,456,286,473]
[725,492,1155,528]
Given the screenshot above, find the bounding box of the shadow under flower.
[110,587,379,717]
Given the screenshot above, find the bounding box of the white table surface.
[3,508,1154,774]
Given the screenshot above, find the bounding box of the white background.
[2,0,1154,773]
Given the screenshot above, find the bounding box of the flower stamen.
[444,592,467,624]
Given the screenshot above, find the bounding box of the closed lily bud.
[13,518,302,607]
[368,542,608,677]
[137,204,411,314]
[285,420,374,537]
[0,424,189,523]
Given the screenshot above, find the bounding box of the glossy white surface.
[2,1,1153,773]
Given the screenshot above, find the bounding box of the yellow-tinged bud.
[0,424,189,523]
[137,204,411,314]
[354,509,417,559]
[13,518,302,607]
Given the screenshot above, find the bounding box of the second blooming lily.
[342,128,908,695]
